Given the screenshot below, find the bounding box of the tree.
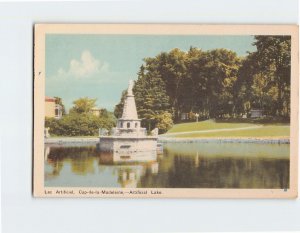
[251,73,278,115]
[252,36,291,117]
[46,97,116,136]
[70,97,97,114]
[234,36,291,118]
[114,90,127,118]
[54,97,66,115]
[133,71,171,131]
[186,48,240,118]
[99,108,117,129]
[155,111,173,133]
[142,49,187,121]
[113,36,291,125]
[234,54,257,115]
[45,111,116,136]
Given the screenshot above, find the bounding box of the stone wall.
[99,136,158,152]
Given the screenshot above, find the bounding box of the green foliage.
[189,48,240,118]
[114,90,127,118]
[54,97,66,115]
[155,111,173,133]
[46,97,116,137]
[133,69,171,130]
[140,49,187,120]
[235,36,291,117]
[70,97,97,114]
[253,36,291,117]
[135,47,241,120]
[113,36,291,133]
[45,113,115,136]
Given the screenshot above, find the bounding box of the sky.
[45,34,256,111]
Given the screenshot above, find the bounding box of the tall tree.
[114,90,127,118]
[234,54,257,115]
[253,36,291,116]
[186,48,240,118]
[114,36,291,125]
[142,48,187,121]
[133,71,171,131]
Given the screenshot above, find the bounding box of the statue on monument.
[127,80,134,96]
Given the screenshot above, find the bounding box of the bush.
[45,113,116,137]
[155,111,173,134]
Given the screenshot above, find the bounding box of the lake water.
[44,142,289,189]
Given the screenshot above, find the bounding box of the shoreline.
[159,137,290,144]
[45,137,99,146]
[45,136,290,145]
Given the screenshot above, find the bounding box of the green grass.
[165,120,290,138]
[167,120,254,133]
[172,125,290,138]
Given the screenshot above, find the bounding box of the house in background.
[45,96,63,119]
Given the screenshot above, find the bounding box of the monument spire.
[121,80,138,120]
[99,80,158,154]
[127,80,134,96]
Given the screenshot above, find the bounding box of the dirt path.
[160,125,263,137]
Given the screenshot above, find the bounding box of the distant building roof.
[45,96,56,102]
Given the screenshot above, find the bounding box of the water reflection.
[44,143,289,189]
[98,151,158,188]
[99,150,157,164]
[45,146,158,188]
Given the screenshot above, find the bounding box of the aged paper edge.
[33,24,299,198]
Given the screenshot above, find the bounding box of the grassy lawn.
[167,120,254,133]
[166,120,290,138]
[172,125,290,138]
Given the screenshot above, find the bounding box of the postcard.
[34,24,298,198]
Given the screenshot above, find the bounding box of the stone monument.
[99,80,158,157]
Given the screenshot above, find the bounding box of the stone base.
[99,136,158,153]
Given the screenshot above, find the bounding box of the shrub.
[45,113,116,137]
